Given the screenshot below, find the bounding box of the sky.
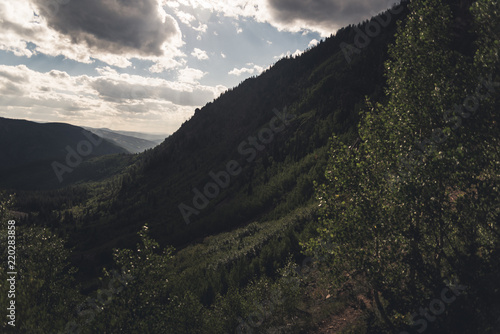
[0,0,399,135]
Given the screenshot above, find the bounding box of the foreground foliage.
[308,0,500,332]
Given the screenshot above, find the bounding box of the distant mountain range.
[83,127,167,154]
[0,117,165,189]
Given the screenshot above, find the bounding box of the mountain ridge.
[0,117,131,189]
[82,126,165,154]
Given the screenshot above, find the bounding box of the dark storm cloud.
[267,0,398,28]
[31,0,180,56]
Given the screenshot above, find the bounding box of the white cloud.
[193,23,208,33]
[175,10,208,35]
[176,11,197,25]
[164,1,181,8]
[228,63,264,76]
[178,67,206,83]
[191,48,209,60]
[221,52,226,58]
[273,49,303,60]
[0,64,226,133]
[308,39,319,48]
[228,67,253,76]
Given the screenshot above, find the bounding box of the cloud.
[0,1,185,71]
[164,0,399,37]
[30,0,180,57]
[177,67,206,83]
[90,78,215,106]
[0,64,226,133]
[0,81,24,96]
[193,23,208,33]
[0,65,30,83]
[176,11,197,25]
[191,48,209,60]
[308,39,319,48]
[265,0,398,35]
[228,63,264,76]
[273,49,303,60]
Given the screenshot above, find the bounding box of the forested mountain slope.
[32,3,408,269]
